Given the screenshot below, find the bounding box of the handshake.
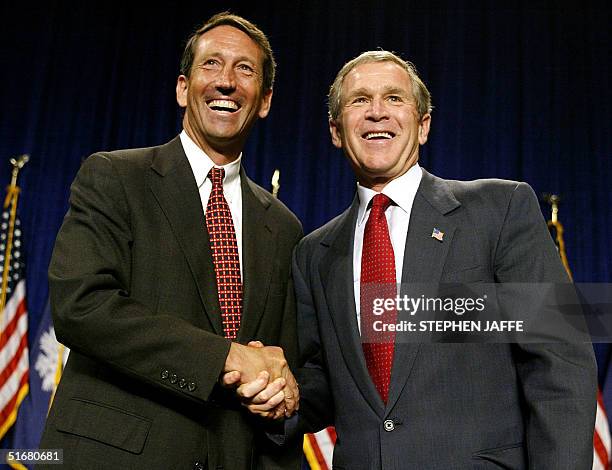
[222,341,298,420]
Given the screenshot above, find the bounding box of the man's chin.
[359,166,395,180]
[205,135,246,157]
[205,119,255,141]
[357,159,417,182]
[203,128,245,146]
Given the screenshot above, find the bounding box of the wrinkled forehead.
[194,25,264,66]
[342,61,413,96]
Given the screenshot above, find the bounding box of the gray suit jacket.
[294,169,596,469]
[40,137,303,469]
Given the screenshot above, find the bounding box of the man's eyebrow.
[199,51,258,65]
[345,86,410,98]
[235,55,258,65]
[382,85,410,95]
[346,87,370,98]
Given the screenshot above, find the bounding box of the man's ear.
[176,75,188,108]
[418,113,431,145]
[329,119,343,149]
[257,89,273,119]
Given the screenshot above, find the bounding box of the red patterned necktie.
[361,193,396,403]
[205,167,242,340]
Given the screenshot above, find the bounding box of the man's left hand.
[222,341,299,419]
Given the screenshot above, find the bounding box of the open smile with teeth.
[207,99,240,113]
[363,131,395,140]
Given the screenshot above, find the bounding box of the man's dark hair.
[179,11,276,91]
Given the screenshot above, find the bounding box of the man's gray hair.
[328,50,432,121]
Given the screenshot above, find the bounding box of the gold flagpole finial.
[542,193,572,280]
[4,155,29,209]
[271,169,280,199]
[9,154,29,186]
[543,193,560,224]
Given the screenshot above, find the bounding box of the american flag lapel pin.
[431,227,444,242]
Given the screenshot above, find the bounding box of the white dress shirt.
[353,164,423,332]
[180,130,243,279]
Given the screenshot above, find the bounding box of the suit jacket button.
[170,373,178,384]
[161,370,169,380]
[188,382,197,392]
[383,419,395,432]
[193,461,204,470]
[179,378,187,388]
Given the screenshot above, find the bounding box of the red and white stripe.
[594,388,611,470]
[304,426,336,470]
[0,280,29,438]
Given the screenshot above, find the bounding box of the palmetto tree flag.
[5,301,68,469]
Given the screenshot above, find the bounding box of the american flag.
[545,201,611,469]
[431,227,444,242]
[303,427,336,470]
[594,389,611,470]
[0,197,29,439]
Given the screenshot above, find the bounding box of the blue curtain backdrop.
[0,0,610,444]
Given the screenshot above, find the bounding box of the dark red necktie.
[361,193,396,403]
[205,167,242,339]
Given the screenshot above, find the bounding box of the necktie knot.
[208,167,225,187]
[370,193,392,214]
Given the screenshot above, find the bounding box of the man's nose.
[364,97,389,121]
[215,65,237,92]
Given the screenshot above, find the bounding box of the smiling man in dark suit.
[238,50,597,469]
[39,12,302,470]
[294,50,597,469]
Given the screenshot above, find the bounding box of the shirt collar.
[179,130,242,190]
[356,163,423,226]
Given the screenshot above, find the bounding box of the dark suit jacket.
[294,169,596,470]
[39,137,303,469]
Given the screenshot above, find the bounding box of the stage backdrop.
[0,0,609,428]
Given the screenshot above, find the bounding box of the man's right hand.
[223,342,299,418]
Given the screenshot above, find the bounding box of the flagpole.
[1,155,29,313]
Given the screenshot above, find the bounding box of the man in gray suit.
[240,50,597,469]
[39,12,302,469]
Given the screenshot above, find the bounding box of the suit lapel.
[148,137,224,335]
[237,171,275,343]
[319,197,386,416]
[387,169,461,411]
